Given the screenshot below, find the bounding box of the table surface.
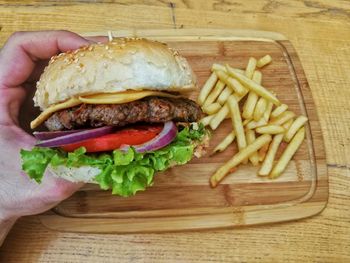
[0,1,349,262]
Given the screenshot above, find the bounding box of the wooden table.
[0,1,349,262]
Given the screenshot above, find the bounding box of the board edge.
[82,28,287,41]
[38,200,328,234]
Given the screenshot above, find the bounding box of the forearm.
[0,217,17,246]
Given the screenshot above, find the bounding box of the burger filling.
[21,96,209,197]
[45,96,201,131]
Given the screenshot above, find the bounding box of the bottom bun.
[48,165,100,183]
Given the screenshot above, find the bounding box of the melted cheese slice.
[30,90,180,129]
[79,90,179,104]
[30,97,81,129]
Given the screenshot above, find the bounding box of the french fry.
[228,96,246,151]
[203,80,225,106]
[245,118,267,130]
[209,104,229,130]
[252,70,262,84]
[200,62,306,184]
[230,78,247,96]
[271,104,288,118]
[258,141,270,162]
[242,118,251,126]
[212,131,236,154]
[269,127,305,179]
[210,134,272,187]
[256,125,285,134]
[198,72,218,106]
[217,86,233,105]
[237,68,245,75]
[233,90,249,103]
[224,69,281,106]
[203,102,222,115]
[215,70,246,95]
[211,63,226,72]
[282,119,294,130]
[235,68,245,74]
[245,101,272,130]
[242,71,262,120]
[199,115,214,127]
[226,65,251,101]
[212,64,245,75]
[257,55,272,68]
[242,92,258,120]
[228,78,246,96]
[263,101,274,123]
[270,111,295,125]
[231,86,250,103]
[225,65,245,75]
[284,116,308,142]
[246,129,259,166]
[258,133,284,176]
[253,97,267,121]
[227,68,264,106]
[245,57,257,79]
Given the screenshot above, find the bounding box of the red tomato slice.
[61,125,163,153]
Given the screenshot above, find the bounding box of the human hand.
[0,31,105,225]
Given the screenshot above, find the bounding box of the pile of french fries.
[198,55,308,187]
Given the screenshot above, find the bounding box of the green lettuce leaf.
[20,123,207,197]
[20,147,57,183]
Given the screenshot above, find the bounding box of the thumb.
[0,30,91,88]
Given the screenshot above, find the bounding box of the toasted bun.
[34,38,196,110]
[47,138,209,184]
[48,165,100,184]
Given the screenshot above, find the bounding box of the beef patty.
[45,96,202,131]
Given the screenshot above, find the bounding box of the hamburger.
[20,38,208,197]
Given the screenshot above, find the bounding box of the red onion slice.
[36,126,115,147]
[33,129,88,140]
[123,121,177,153]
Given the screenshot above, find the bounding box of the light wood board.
[39,29,328,233]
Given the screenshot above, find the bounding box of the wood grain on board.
[37,30,328,233]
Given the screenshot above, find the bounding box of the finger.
[0,30,91,88]
[3,30,91,60]
[0,87,27,126]
[40,173,84,205]
[85,36,109,43]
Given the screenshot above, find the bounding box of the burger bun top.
[34,38,196,110]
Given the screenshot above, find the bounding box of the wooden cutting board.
[39,29,328,233]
